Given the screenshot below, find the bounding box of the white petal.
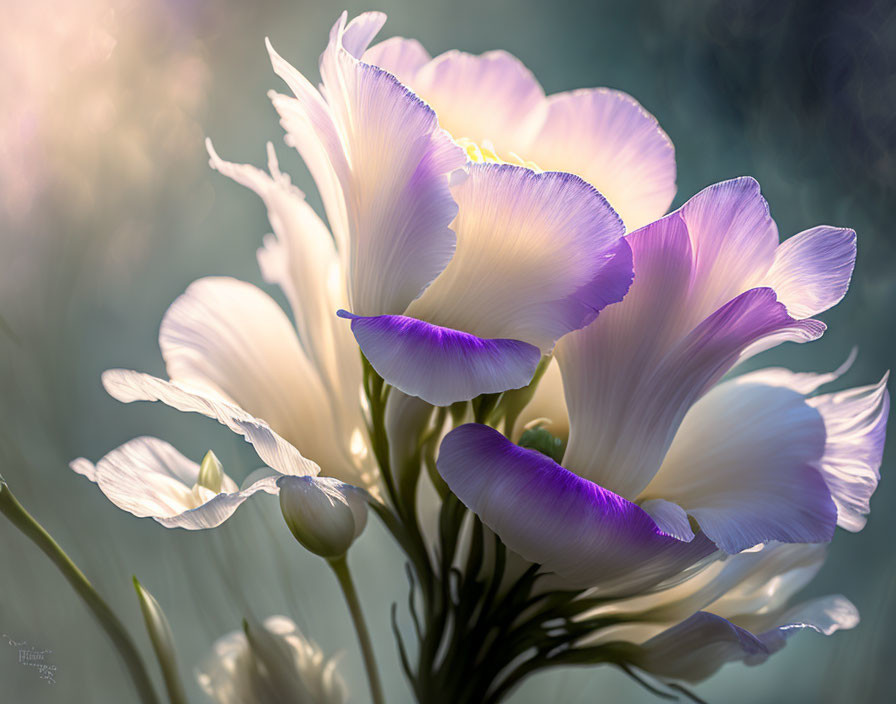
[102,369,318,477]
[158,276,358,481]
[641,380,835,553]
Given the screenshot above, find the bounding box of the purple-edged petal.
[525,88,676,231]
[409,49,545,153]
[679,177,778,315]
[339,311,541,407]
[641,381,836,554]
[559,277,824,500]
[406,163,631,352]
[362,36,431,86]
[437,424,715,591]
[556,180,827,499]
[763,226,856,319]
[268,13,466,316]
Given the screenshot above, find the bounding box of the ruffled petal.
[735,360,889,532]
[525,88,676,231]
[205,142,358,402]
[102,369,319,477]
[583,543,827,627]
[270,13,466,316]
[406,164,630,351]
[362,36,431,86]
[631,611,768,682]
[809,375,889,531]
[762,225,856,319]
[632,595,858,683]
[410,49,545,152]
[69,437,277,530]
[437,424,715,591]
[640,380,836,553]
[339,311,541,406]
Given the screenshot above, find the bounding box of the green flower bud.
[278,476,368,558]
[519,426,566,464]
[197,450,224,493]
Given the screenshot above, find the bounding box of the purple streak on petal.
[633,611,770,683]
[437,423,716,591]
[338,311,541,406]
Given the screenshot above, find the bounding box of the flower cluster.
[70,10,888,703]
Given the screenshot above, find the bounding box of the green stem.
[328,555,385,704]
[0,478,160,704]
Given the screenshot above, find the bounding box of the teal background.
[1,0,894,702]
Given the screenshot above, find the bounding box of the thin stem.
[0,478,160,704]
[328,555,385,704]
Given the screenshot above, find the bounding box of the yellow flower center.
[455,137,542,171]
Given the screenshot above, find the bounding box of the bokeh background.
[2,0,894,701]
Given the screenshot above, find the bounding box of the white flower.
[197,616,347,704]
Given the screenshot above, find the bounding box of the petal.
[205,145,367,475]
[632,611,769,682]
[678,177,778,317]
[406,164,631,351]
[733,362,889,532]
[763,226,856,319]
[89,437,203,518]
[155,475,281,530]
[525,88,676,231]
[809,374,889,531]
[158,277,358,480]
[587,542,827,626]
[271,13,467,316]
[437,424,715,591]
[640,499,694,542]
[339,311,541,407]
[73,437,274,530]
[362,36,431,86]
[559,274,824,499]
[633,594,858,683]
[102,369,319,477]
[410,49,545,153]
[205,142,354,389]
[641,380,836,553]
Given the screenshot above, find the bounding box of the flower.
[437,176,888,587]
[71,438,284,529]
[197,616,347,704]
[264,11,664,405]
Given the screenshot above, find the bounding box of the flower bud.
[198,450,224,493]
[278,476,367,558]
